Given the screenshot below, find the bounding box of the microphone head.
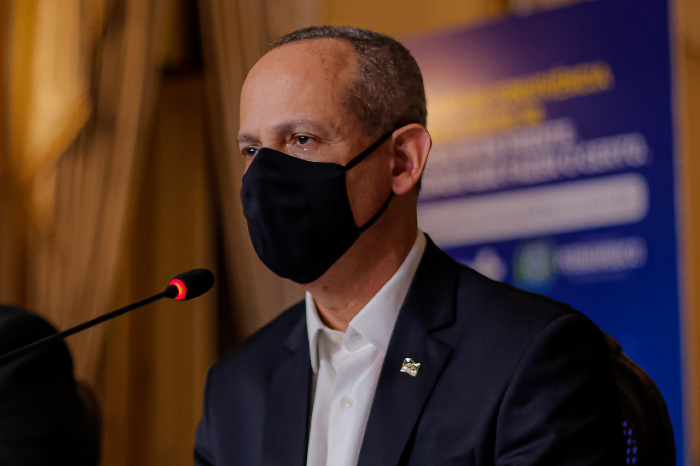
[165,268,215,301]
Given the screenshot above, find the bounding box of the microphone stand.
[0,290,171,364]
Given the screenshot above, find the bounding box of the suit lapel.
[358,238,459,466]
[261,309,312,466]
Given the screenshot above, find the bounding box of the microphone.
[0,268,215,363]
[165,268,215,301]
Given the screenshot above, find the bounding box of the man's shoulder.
[207,300,306,383]
[431,248,598,352]
[458,263,581,324]
[421,239,584,330]
[405,253,620,465]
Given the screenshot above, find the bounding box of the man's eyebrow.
[237,133,258,145]
[272,119,330,136]
[237,120,333,145]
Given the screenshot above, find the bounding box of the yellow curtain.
[2,0,312,464]
[0,0,93,307]
[8,0,92,228]
[28,0,167,385]
[1,0,168,381]
[95,73,218,466]
[0,1,25,305]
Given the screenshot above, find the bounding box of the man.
[0,305,98,465]
[195,26,622,465]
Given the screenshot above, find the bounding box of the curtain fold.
[1,0,167,383]
[9,0,92,210]
[96,73,218,466]
[0,2,26,306]
[31,0,167,383]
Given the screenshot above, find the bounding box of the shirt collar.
[306,230,427,373]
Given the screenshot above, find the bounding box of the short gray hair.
[273,26,427,138]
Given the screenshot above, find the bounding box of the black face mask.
[240,131,394,284]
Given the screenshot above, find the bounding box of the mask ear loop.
[343,130,394,171]
[357,191,394,233]
[345,129,396,233]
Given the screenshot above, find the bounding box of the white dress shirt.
[305,230,427,466]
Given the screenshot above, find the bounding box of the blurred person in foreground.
[195,26,622,465]
[0,305,97,465]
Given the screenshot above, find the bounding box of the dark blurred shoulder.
[0,305,60,352]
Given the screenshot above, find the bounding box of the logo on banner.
[513,239,557,293]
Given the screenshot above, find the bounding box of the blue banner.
[406,0,683,461]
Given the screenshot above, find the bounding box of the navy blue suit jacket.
[195,238,622,465]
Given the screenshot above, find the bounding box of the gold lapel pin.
[400,358,421,377]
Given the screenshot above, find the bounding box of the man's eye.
[244,147,258,157]
[297,135,311,145]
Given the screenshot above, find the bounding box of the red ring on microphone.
[169,279,187,300]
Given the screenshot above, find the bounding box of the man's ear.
[389,124,432,195]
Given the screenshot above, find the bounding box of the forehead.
[239,39,359,135]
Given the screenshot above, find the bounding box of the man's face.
[238,39,394,227]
